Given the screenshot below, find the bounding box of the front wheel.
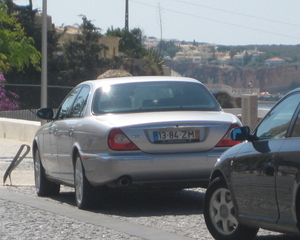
[203,178,259,240]
[34,149,60,196]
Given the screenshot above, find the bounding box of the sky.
[14,0,300,46]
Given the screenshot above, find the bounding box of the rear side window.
[57,87,82,119]
[69,86,90,118]
[92,81,220,114]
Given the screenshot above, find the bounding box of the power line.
[174,0,300,28]
[130,0,300,41]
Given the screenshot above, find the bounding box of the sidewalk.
[0,138,34,186]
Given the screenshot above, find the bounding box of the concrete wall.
[0,118,40,142]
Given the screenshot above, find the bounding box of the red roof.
[266,57,285,61]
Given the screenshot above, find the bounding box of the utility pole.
[41,0,47,125]
[41,0,47,109]
[125,0,129,30]
[158,3,163,55]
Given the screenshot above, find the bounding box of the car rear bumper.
[80,148,227,189]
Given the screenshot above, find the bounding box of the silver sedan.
[33,76,242,209]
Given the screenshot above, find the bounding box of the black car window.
[92,81,221,114]
[291,111,300,137]
[57,87,82,120]
[256,92,300,139]
[69,86,90,118]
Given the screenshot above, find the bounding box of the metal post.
[41,0,47,108]
[242,94,258,131]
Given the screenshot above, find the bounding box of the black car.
[204,88,300,240]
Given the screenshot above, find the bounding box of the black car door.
[276,103,300,227]
[231,92,300,222]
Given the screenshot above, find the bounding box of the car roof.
[287,87,300,95]
[78,76,203,88]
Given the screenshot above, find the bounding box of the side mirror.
[37,108,54,120]
[231,126,250,141]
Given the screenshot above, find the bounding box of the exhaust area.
[117,176,131,186]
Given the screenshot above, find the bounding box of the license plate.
[153,130,200,143]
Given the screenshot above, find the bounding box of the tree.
[229,50,236,59]
[246,53,276,67]
[52,16,109,85]
[106,27,163,75]
[243,51,252,66]
[0,2,41,110]
[106,27,146,58]
[4,0,60,86]
[156,40,181,58]
[0,2,41,74]
[214,91,236,108]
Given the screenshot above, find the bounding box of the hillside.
[182,64,300,94]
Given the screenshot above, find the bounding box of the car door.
[57,85,90,184]
[275,98,300,226]
[50,86,83,181]
[231,92,300,222]
[38,121,61,179]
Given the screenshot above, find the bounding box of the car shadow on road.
[51,188,205,217]
[48,189,300,239]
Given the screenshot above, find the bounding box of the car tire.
[74,153,96,209]
[204,178,259,240]
[34,149,60,196]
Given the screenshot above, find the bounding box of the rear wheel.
[74,153,96,209]
[204,178,259,240]
[34,149,60,196]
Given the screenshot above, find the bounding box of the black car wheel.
[204,178,259,240]
[74,153,96,209]
[34,149,60,196]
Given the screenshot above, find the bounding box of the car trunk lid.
[97,111,238,153]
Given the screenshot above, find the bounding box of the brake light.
[216,124,242,147]
[108,129,139,151]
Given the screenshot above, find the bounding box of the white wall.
[0,118,40,142]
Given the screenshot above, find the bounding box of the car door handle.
[50,128,59,135]
[264,159,275,176]
[68,128,75,137]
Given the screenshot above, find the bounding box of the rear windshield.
[92,81,221,114]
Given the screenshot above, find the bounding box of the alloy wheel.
[209,187,238,235]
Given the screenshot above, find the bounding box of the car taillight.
[108,129,139,151]
[216,124,242,147]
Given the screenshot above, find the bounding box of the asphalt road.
[1,138,299,240]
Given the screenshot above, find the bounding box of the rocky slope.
[184,64,300,94]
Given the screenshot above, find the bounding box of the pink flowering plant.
[0,73,19,111]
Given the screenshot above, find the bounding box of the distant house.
[98,36,120,59]
[144,37,160,48]
[173,43,214,63]
[217,53,244,66]
[174,50,201,63]
[265,57,286,66]
[55,26,120,59]
[243,47,263,60]
[35,13,119,59]
[35,13,53,30]
[218,55,231,65]
[217,47,265,66]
